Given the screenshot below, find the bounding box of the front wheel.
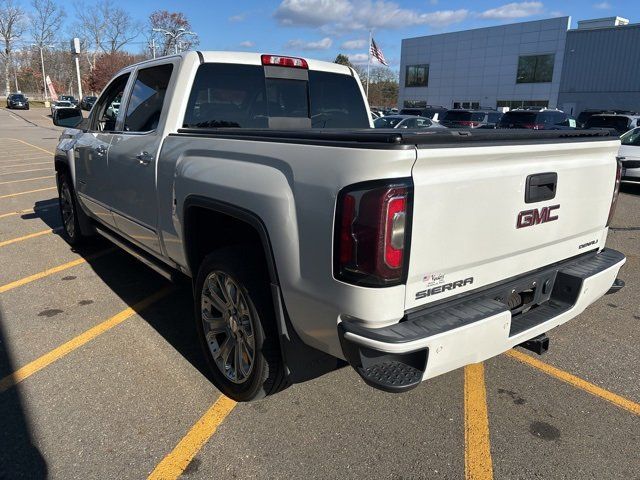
[57,172,88,246]
[194,248,286,401]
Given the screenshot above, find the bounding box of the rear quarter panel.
[157,136,416,357]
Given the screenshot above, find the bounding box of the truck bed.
[174,127,615,148]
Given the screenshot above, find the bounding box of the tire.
[194,247,286,401]
[57,171,87,246]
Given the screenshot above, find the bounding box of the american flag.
[370,38,388,66]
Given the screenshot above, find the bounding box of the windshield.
[57,101,71,106]
[374,117,403,128]
[442,111,485,122]
[621,128,640,146]
[499,111,537,126]
[585,116,630,131]
[12,94,25,100]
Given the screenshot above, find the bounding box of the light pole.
[32,43,54,101]
[152,27,197,55]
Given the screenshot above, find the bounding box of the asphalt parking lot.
[0,106,638,480]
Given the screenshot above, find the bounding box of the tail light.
[261,54,308,69]
[522,123,546,130]
[334,179,412,287]
[459,120,479,127]
[606,159,622,226]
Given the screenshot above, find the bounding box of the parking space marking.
[0,286,174,393]
[0,175,54,186]
[0,161,51,169]
[0,248,113,294]
[0,200,57,218]
[0,186,56,199]
[0,228,61,248]
[464,363,494,480]
[0,138,54,155]
[506,350,640,416]
[147,395,237,480]
[0,167,52,177]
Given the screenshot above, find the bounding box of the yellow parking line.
[0,175,54,186]
[0,201,57,219]
[0,286,173,393]
[148,395,237,480]
[0,228,60,248]
[0,162,50,168]
[0,138,54,155]
[0,167,52,177]
[0,186,56,199]
[0,249,113,294]
[464,363,494,480]
[506,350,640,416]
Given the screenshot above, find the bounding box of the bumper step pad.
[357,361,423,393]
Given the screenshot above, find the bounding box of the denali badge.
[415,277,474,300]
[517,205,559,229]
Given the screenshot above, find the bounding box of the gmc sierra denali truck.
[52,52,626,401]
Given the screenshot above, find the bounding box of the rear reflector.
[335,179,412,287]
[606,159,622,226]
[261,54,308,69]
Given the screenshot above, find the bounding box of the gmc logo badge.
[517,205,560,229]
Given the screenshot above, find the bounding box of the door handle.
[136,151,154,166]
[94,145,107,156]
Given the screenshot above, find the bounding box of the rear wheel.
[194,248,286,401]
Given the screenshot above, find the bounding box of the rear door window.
[124,64,173,132]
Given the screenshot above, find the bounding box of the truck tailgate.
[406,139,620,310]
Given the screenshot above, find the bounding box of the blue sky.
[40,0,640,68]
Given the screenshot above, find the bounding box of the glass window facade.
[516,54,555,83]
[405,65,429,87]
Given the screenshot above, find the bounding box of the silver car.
[373,115,447,130]
[619,127,640,185]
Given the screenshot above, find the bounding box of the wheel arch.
[182,195,280,287]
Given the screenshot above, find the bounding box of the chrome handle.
[136,151,154,166]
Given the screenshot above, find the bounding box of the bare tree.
[0,0,26,96]
[30,0,65,98]
[74,0,141,71]
[30,0,65,46]
[149,10,198,57]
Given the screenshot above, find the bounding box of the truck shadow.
[0,307,48,479]
[620,183,640,196]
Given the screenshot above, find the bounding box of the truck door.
[74,72,130,229]
[105,63,175,253]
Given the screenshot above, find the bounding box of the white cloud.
[593,1,611,9]
[229,14,245,22]
[478,2,544,19]
[341,39,367,49]
[274,0,468,31]
[239,41,255,48]
[347,53,369,64]
[285,37,333,50]
[275,0,352,26]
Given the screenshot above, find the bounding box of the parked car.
[440,109,502,129]
[6,93,29,110]
[374,115,446,130]
[498,109,577,130]
[58,95,78,105]
[400,106,447,122]
[585,113,640,135]
[51,100,77,116]
[619,127,640,185]
[80,95,98,110]
[52,51,625,402]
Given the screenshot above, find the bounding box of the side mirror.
[53,108,84,128]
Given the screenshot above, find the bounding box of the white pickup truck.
[53,52,626,401]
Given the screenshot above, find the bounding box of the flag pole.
[366,29,372,99]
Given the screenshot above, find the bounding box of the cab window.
[91,73,130,132]
[124,64,174,132]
